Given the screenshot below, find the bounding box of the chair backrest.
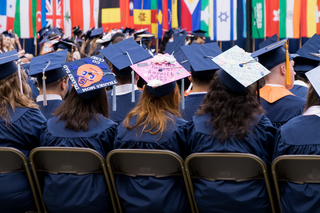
[29,147,117,213]
[0,147,41,212]
[185,152,275,213]
[106,149,195,213]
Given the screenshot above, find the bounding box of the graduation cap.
[29,50,68,105]
[52,39,76,53]
[291,54,319,74]
[213,45,270,93]
[133,28,148,40]
[21,63,30,72]
[37,26,51,38]
[130,53,191,97]
[181,42,222,76]
[2,30,14,38]
[306,66,320,98]
[251,39,293,86]
[137,33,154,42]
[90,27,104,38]
[62,55,118,99]
[123,28,136,35]
[165,33,187,55]
[297,34,320,62]
[192,30,206,37]
[39,34,60,44]
[0,50,19,80]
[164,29,175,37]
[259,34,278,49]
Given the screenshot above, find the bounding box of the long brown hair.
[88,37,99,56]
[53,87,109,132]
[123,85,181,138]
[80,38,90,56]
[0,72,38,121]
[305,84,320,112]
[197,72,264,142]
[0,34,5,52]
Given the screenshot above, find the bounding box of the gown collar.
[304,105,320,117]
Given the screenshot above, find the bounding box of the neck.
[192,83,209,93]
[39,89,63,98]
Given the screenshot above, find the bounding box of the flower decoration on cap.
[164,55,176,64]
[152,54,166,64]
[147,79,163,87]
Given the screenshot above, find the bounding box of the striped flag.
[13,0,36,38]
[300,0,320,37]
[151,0,157,36]
[63,0,71,38]
[201,0,212,38]
[252,0,265,39]
[133,0,151,30]
[181,0,201,32]
[0,0,17,32]
[279,0,301,38]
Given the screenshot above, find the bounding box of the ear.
[61,79,66,90]
[188,75,193,83]
[279,64,286,76]
[135,73,139,81]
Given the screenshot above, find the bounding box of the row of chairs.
[0,146,318,213]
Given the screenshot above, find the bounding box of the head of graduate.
[29,50,70,100]
[199,46,269,142]
[53,55,118,132]
[0,50,38,121]
[305,66,320,112]
[251,39,295,90]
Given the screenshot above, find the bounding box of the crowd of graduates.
[1,24,320,213]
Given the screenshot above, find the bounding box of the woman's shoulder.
[1,106,45,123]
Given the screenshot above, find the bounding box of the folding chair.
[272,155,320,213]
[0,147,41,212]
[106,149,195,213]
[29,147,117,213]
[185,152,276,213]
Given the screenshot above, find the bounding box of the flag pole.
[156,38,159,53]
[23,39,25,50]
[299,37,302,49]
[219,41,222,49]
[252,38,255,52]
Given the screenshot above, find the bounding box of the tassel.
[17,60,23,94]
[285,42,291,86]
[125,51,135,103]
[42,61,51,106]
[181,78,185,109]
[112,85,116,111]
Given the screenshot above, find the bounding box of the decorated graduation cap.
[165,33,187,55]
[181,42,222,76]
[192,30,206,37]
[52,39,75,53]
[131,53,191,97]
[29,50,68,106]
[251,39,293,86]
[259,34,278,49]
[213,45,270,93]
[297,34,320,62]
[62,55,118,99]
[306,66,320,98]
[90,27,104,38]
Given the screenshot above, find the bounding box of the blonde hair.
[123,85,181,139]
[88,37,99,56]
[0,72,38,121]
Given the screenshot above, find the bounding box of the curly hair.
[0,72,37,122]
[197,72,264,142]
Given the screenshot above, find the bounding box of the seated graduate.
[87,27,104,56]
[186,46,277,213]
[52,38,77,62]
[21,62,40,101]
[99,38,152,124]
[113,55,192,213]
[273,66,320,213]
[179,42,222,121]
[0,50,46,212]
[251,39,306,128]
[290,34,320,99]
[39,55,118,213]
[28,50,69,119]
[190,30,206,45]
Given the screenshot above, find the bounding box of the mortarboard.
[133,28,148,40]
[306,66,320,98]
[123,28,136,35]
[37,26,51,38]
[21,63,30,72]
[192,30,206,37]
[131,53,191,97]
[291,54,319,73]
[297,34,320,62]
[259,34,278,49]
[251,39,293,86]
[52,39,76,53]
[213,45,270,93]
[2,30,14,38]
[62,55,118,99]
[181,42,222,76]
[165,33,187,55]
[0,50,19,80]
[165,29,175,37]
[174,48,191,71]
[90,27,104,38]
[136,33,154,42]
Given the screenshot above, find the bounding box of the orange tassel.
[285,42,291,86]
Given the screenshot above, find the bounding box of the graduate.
[99,38,152,124]
[0,50,46,212]
[21,62,39,101]
[179,42,222,121]
[88,27,104,56]
[39,55,118,213]
[52,38,76,62]
[273,65,320,213]
[28,50,69,119]
[114,54,192,213]
[190,30,206,45]
[251,39,306,128]
[186,46,276,213]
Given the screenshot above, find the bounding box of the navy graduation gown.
[289,84,308,99]
[114,114,192,213]
[36,99,64,120]
[179,93,206,121]
[27,78,39,101]
[187,113,276,213]
[0,106,46,213]
[260,95,306,128]
[40,115,118,213]
[107,90,142,124]
[273,114,320,213]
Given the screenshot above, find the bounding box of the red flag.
[162,0,168,35]
[265,0,279,37]
[180,0,192,31]
[70,0,83,30]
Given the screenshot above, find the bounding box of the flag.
[181,0,201,31]
[63,0,71,38]
[242,0,246,38]
[133,0,151,30]
[100,0,121,30]
[13,0,36,38]
[201,0,213,38]
[171,0,178,28]
[300,0,320,37]
[151,0,157,36]
[157,0,163,38]
[214,0,237,41]
[279,0,301,38]
[45,0,64,29]
[0,0,17,32]
[265,0,279,37]
[252,0,265,39]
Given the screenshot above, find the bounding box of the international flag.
[167,0,178,29]
[45,0,64,30]
[252,0,265,39]
[70,0,98,33]
[201,0,213,38]
[300,0,320,37]
[265,0,279,37]
[63,0,71,37]
[0,0,17,32]
[151,0,157,36]
[279,0,301,38]
[100,0,121,30]
[133,0,151,30]
[13,0,36,38]
[181,0,201,31]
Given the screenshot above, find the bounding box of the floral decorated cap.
[130,53,191,97]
